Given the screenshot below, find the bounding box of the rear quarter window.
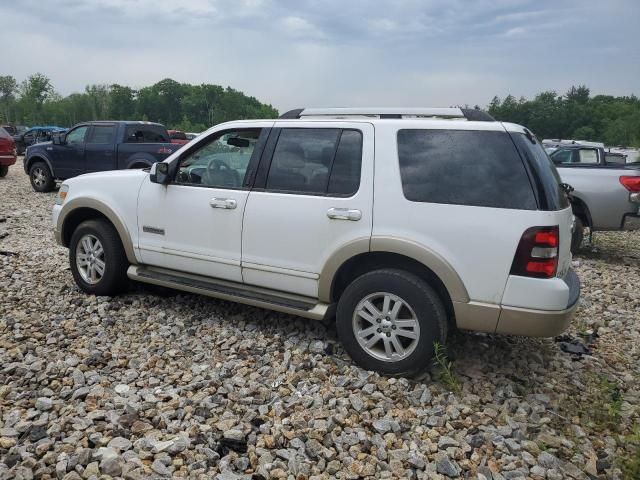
[510,133,569,211]
[397,129,537,210]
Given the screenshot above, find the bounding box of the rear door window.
[87,125,115,144]
[125,125,169,143]
[578,149,599,164]
[397,129,537,210]
[265,128,362,196]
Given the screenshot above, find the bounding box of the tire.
[69,219,129,296]
[0,165,8,178]
[571,216,584,254]
[336,269,448,376]
[29,162,55,192]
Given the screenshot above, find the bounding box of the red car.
[168,129,190,145]
[0,127,17,177]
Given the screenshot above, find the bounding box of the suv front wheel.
[336,269,447,376]
[69,219,128,296]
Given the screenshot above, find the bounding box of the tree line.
[0,74,278,132]
[1,75,639,146]
[488,86,640,147]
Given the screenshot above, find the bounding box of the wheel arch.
[319,237,470,327]
[125,154,154,169]
[569,195,592,228]
[25,154,54,176]
[58,200,137,264]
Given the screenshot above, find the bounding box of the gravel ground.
[1,160,639,480]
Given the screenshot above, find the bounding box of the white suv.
[52,108,580,375]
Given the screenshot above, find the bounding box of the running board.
[127,265,329,320]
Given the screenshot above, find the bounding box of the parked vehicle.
[25,121,181,192]
[549,144,640,250]
[0,127,17,177]
[1,124,18,136]
[168,130,190,145]
[52,107,579,375]
[15,126,67,155]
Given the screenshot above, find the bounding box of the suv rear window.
[397,129,537,210]
[510,133,570,211]
[125,125,169,143]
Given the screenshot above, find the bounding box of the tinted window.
[328,130,362,195]
[510,133,569,210]
[176,129,261,188]
[125,125,169,143]
[267,128,340,194]
[88,125,115,144]
[265,128,363,196]
[397,129,536,210]
[0,127,10,139]
[1,126,16,136]
[66,126,89,145]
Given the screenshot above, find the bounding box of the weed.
[433,341,460,394]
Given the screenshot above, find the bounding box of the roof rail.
[279,107,495,121]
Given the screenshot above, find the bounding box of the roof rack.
[279,107,495,121]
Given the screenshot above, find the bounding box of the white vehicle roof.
[542,139,605,148]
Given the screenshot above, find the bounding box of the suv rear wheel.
[0,165,8,177]
[69,219,128,296]
[336,269,447,376]
[29,162,55,192]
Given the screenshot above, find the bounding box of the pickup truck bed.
[550,145,640,249]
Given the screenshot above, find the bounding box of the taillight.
[510,226,559,279]
[619,176,640,193]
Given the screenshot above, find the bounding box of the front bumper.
[495,269,580,337]
[52,204,64,246]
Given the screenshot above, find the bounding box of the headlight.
[56,184,69,205]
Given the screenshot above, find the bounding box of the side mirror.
[52,133,66,145]
[150,162,170,185]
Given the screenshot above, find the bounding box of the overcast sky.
[1,0,638,112]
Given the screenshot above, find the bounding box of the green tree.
[0,75,18,123]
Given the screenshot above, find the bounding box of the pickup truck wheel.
[69,219,128,296]
[571,217,584,254]
[336,269,447,376]
[29,162,54,192]
[0,165,8,177]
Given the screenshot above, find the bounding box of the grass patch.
[433,341,460,394]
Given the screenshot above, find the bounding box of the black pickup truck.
[24,121,183,192]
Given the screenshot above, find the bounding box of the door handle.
[209,198,237,209]
[327,208,362,221]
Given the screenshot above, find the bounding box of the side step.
[127,265,329,320]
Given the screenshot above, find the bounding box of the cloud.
[0,0,638,114]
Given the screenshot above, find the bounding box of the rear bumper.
[495,269,580,337]
[454,269,580,337]
[0,154,16,166]
[621,213,640,231]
